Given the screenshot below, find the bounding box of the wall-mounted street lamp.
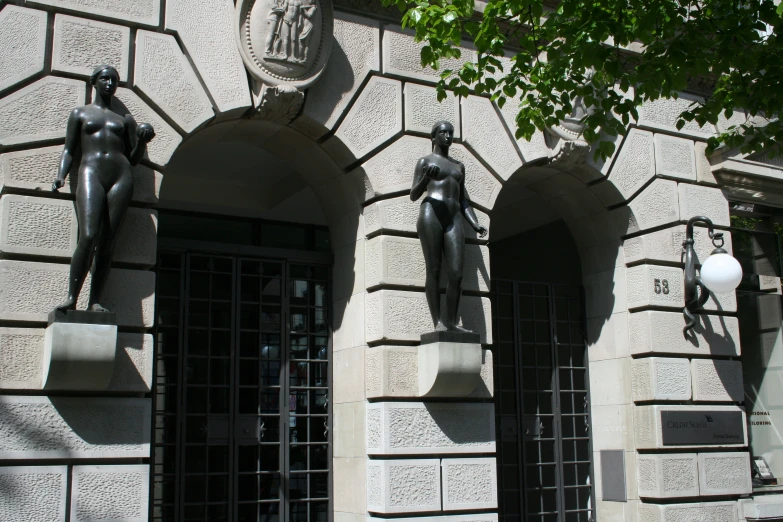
[682,216,743,338]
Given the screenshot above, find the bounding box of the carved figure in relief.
[51,65,155,313]
[264,0,317,64]
[410,121,488,333]
[264,0,286,56]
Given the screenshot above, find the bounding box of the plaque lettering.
[661,410,744,445]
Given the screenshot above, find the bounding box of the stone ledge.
[366,402,495,456]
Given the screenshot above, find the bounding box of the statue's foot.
[89,303,111,313]
[448,324,474,334]
[55,297,77,312]
[434,321,448,332]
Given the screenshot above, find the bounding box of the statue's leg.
[57,170,104,311]
[443,219,466,331]
[417,201,445,330]
[88,170,133,310]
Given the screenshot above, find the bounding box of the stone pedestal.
[418,331,482,397]
[43,310,117,390]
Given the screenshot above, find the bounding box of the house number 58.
[654,278,670,295]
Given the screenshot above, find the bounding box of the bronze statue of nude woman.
[411,120,488,333]
[52,64,155,312]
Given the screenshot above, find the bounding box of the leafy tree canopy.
[381,0,782,159]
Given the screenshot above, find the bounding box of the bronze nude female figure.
[52,64,155,312]
[411,120,488,333]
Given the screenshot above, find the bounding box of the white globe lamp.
[700,248,743,294]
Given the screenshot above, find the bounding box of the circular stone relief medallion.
[236,0,333,89]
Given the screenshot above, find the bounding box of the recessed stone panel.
[0,328,44,389]
[631,357,692,402]
[365,290,491,344]
[52,14,130,80]
[637,93,717,139]
[134,30,214,133]
[297,12,380,136]
[366,402,495,455]
[607,128,655,201]
[0,396,150,459]
[405,84,461,138]
[0,145,162,203]
[634,405,747,450]
[329,76,403,164]
[382,26,477,84]
[366,459,441,513]
[623,225,733,265]
[0,260,155,327]
[691,359,743,402]
[365,235,490,292]
[72,465,149,522]
[114,87,182,169]
[28,0,160,26]
[461,96,523,180]
[625,265,684,310]
[363,195,490,241]
[629,311,740,357]
[355,135,430,200]
[638,501,738,522]
[654,134,696,181]
[0,465,67,521]
[441,457,498,511]
[0,77,86,146]
[623,179,680,234]
[165,0,251,115]
[698,452,751,496]
[678,183,730,227]
[0,6,47,93]
[636,453,699,498]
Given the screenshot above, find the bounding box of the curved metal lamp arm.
[682,216,721,338]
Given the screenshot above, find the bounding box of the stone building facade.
[0,0,782,521]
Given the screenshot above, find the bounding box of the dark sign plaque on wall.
[661,411,744,445]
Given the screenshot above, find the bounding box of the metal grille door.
[152,253,331,522]
[492,282,594,522]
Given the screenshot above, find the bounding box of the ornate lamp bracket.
[682,215,725,338]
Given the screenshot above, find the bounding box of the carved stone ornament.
[255,84,305,124]
[235,0,334,89]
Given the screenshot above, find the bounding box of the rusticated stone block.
[0,260,155,327]
[0,6,47,93]
[623,225,733,265]
[636,453,699,498]
[165,0,251,115]
[364,195,490,241]
[366,402,495,455]
[114,87,182,169]
[691,359,743,402]
[634,405,747,450]
[450,144,503,211]
[365,290,491,344]
[695,142,717,184]
[607,128,655,201]
[0,396,150,458]
[367,459,441,513]
[638,501,738,522]
[655,134,696,181]
[629,311,740,357]
[328,77,402,165]
[52,14,130,80]
[638,93,717,139]
[461,96,522,180]
[495,96,551,164]
[0,76,86,146]
[631,357,692,402]
[382,26,476,84]
[740,498,783,520]
[623,179,680,234]
[758,293,782,329]
[72,465,149,522]
[134,30,214,133]
[365,235,490,292]
[28,0,160,26]
[678,184,730,227]
[355,135,430,200]
[0,465,67,521]
[405,84,461,138]
[441,458,498,511]
[110,333,153,392]
[0,145,162,203]
[698,452,751,496]
[625,264,734,312]
[296,12,380,136]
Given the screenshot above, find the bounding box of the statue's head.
[90,65,120,97]
[430,120,454,148]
